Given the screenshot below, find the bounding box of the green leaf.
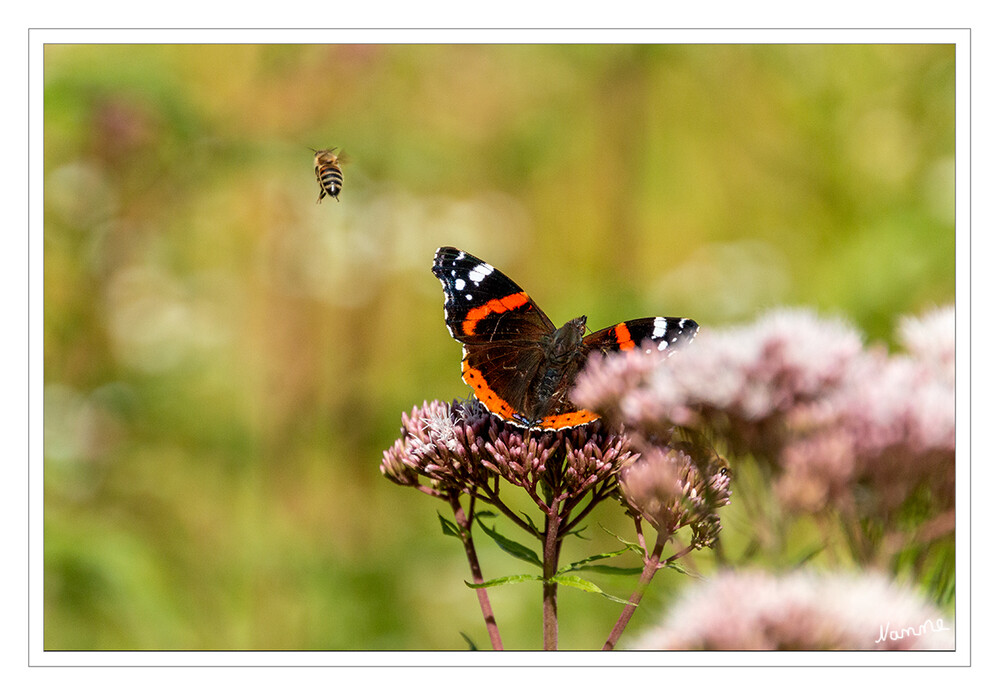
[599,523,645,556]
[549,575,635,605]
[438,512,461,539]
[573,564,643,576]
[459,632,479,651]
[519,512,542,536]
[475,519,543,568]
[557,547,632,574]
[662,560,698,577]
[465,574,541,589]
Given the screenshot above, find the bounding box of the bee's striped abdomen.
[312,147,345,203]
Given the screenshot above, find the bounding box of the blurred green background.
[43,43,955,650]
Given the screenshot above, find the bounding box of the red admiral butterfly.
[432,246,699,431]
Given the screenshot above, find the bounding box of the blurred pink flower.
[631,569,953,650]
[575,305,955,521]
[574,308,865,457]
[618,433,731,548]
[897,304,955,381]
[780,307,955,516]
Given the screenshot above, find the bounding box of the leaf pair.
[447,513,643,604]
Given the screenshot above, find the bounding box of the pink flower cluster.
[780,306,955,516]
[617,433,731,548]
[380,398,641,502]
[382,400,731,549]
[380,398,495,494]
[631,569,954,650]
[574,306,955,520]
[574,309,864,458]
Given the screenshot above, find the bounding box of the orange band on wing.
[613,322,636,351]
[462,361,519,421]
[535,409,601,430]
[464,359,600,430]
[463,360,600,430]
[461,292,530,335]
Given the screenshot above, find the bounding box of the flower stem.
[541,509,562,650]
[450,495,504,650]
[602,532,668,650]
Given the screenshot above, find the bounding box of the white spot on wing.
[467,263,494,284]
[652,316,667,339]
[454,278,466,291]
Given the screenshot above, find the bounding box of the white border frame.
[26,27,971,669]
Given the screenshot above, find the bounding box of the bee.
[311,147,345,203]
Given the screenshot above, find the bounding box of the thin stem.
[477,487,539,537]
[563,480,617,535]
[602,530,669,651]
[664,543,696,564]
[415,484,445,498]
[450,495,504,651]
[633,514,648,554]
[541,508,562,650]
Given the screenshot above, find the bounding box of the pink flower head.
[618,432,731,547]
[897,305,955,382]
[380,398,494,494]
[632,569,953,650]
[574,308,864,459]
[779,306,955,516]
[381,398,642,501]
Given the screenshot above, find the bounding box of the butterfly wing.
[582,316,699,356]
[526,316,699,430]
[432,247,556,424]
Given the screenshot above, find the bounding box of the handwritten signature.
[875,619,951,644]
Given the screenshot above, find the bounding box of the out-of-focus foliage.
[43,43,955,650]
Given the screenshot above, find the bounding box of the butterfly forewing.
[432,246,556,345]
[583,316,699,356]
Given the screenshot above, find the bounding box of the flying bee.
[310,147,346,203]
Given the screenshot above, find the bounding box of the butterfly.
[432,246,698,430]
